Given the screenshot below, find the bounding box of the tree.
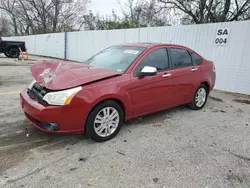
[82,11,102,30]
[119,0,169,27]
[159,0,250,24]
[0,0,89,36]
[139,0,169,26]
[50,0,89,32]
[82,10,147,30]
[0,16,10,36]
[0,0,18,35]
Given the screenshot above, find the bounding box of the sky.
[89,0,123,16]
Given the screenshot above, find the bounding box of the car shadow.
[125,105,188,126]
[1,122,85,150]
[0,120,86,173]
[1,106,188,154]
[0,103,207,173]
[0,56,16,59]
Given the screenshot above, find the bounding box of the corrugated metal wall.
[3,20,250,95]
[3,33,65,59]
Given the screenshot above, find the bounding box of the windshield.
[83,46,146,72]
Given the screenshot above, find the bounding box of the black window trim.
[167,47,194,69]
[133,47,170,77]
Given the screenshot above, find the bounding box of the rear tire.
[8,48,20,58]
[188,84,208,110]
[86,100,124,142]
[4,51,10,57]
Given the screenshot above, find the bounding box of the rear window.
[169,48,192,68]
[191,52,203,65]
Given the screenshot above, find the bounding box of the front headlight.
[28,80,36,90]
[43,86,82,106]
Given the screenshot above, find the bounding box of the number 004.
[215,38,227,44]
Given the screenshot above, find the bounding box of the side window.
[169,48,192,68]
[135,48,169,75]
[190,52,203,65]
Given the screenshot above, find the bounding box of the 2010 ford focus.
[20,43,216,142]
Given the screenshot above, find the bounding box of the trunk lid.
[31,61,121,90]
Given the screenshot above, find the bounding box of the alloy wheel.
[94,107,120,137]
[195,88,207,107]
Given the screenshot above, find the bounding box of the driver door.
[128,48,177,117]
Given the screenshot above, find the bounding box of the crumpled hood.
[31,61,121,90]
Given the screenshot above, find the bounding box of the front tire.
[189,84,208,110]
[8,48,20,58]
[86,100,124,142]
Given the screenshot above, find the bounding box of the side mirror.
[139,66,157,77]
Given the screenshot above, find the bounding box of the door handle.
[191,67,198,72]
[162,73,172,78]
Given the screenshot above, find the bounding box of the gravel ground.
[0,54,249,188]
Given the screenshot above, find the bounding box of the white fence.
[4,20,250,95]
[4,33,65,59]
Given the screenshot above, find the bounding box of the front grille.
[27,83,49,104]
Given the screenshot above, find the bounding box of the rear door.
[128,48,177,117]
[168,48,202,104]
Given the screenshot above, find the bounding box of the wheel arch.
[5,45,19,52]
[94,98,126,118]
[200,81,210,92]
[84,97,127,133]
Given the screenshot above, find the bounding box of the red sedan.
[20,43,216,142]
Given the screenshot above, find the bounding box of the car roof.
[117,43,188,49]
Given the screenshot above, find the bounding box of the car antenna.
[169,35,176,44]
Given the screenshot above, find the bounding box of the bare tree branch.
[159,0,250,24]
[229,0,250,20]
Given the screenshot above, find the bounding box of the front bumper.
[20,89,86,133]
